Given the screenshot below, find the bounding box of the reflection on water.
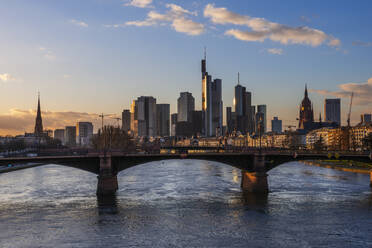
[0,160,371,248]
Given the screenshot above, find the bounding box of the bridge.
[1,150,371,196]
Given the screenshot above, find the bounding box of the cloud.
[70,19,88,28]
[125,0,152,8]
[204,4,340,47]
[0,73,15,82]
[123,3,204,36]
[39,47,56,61]
[267,48,283,55]
[310,77,372,105]
[0,109,118,136]
[352,40,372,47]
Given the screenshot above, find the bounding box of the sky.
[0,0,372,135]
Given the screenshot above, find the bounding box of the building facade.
[131,96,157,137]
[122,109,131,132]
[298,85,314,130]
[156,104,170,137]
[257,105,267,133]
[271,117,282,133]
[76,122,93,146]
[177,92,195,123]
[65,126,76,147]
[54,129,65,144]
[324,98,341,126]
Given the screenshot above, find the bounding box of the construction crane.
[98,113,113,131]
[347,92,354,127]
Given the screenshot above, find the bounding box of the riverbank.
[302,160,372,174]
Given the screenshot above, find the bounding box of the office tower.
[271,117,282,133]
[177,92,195,122]
[156,104,170,137]
[34,93,43,136]
[255,112,265,135]
[191,110,203,136]
[76,122,93,146]
[257,104,267,133]
[122,109,131,132]
[361,114,371,124]
[201,50,223,137]
[54,129,65,144]
[171,113,178,137]
[226,107,233,132]
[131,96,157,137]
[324,99,341,126]
[65,126,76,146]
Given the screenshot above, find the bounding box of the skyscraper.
[122,109,131,132]
[34,93,43,136]
[257,104,267,133]
[131,96,157,137]
[324,99,341,126]
[171,113,177,137]
[76,122,93,146]
[201,49,223,137]
[65,126,76,146]
[177,92,195,122]
[156,104,170,137]
[233,74,254,134]
[271,117,282,133]
[54,129,65,145]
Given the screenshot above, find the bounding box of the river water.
[0,160,371,248]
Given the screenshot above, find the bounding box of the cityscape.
[0,1,372,247]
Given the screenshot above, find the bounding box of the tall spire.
[34,92,43,136]
[305,84,308,98]
[238,72,240,85]
[204,46,206,61]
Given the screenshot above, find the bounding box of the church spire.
[34,92,43,136]
[305,84,308,98]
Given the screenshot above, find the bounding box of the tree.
[91,125,135,152]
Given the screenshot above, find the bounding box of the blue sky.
[0,0,371,134]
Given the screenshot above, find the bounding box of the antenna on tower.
[204,46,206,60]
[238,72,240,85]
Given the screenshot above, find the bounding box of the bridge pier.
[370,171,372,188]
[241,153,268,194]
[96,155,118,196]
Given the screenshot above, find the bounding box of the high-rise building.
[298,85,314,130]
[257,104,267,133]
[191,110,203,136]
[177,92,195,122]
[171,113,177,137]
[54,129,65,144]
[226,107,233,132]
[156,104,170,137]
[255,112,265,135]
[76,122,93,146]
[271,117,282,133]
[233,75,254,134]
[201,50,223,137]
[34,93,43,136]
[122,109,131,132]
[361,114,371,124]
[131,96,157,137]
[324,99,341,126]
[65,126,76,146]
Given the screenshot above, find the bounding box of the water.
[0,160,371,248]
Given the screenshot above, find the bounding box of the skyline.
[1,0,372,135]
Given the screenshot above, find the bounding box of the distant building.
[271,117,282,133]
[233,75,254,134]
[255,112,265,135]
[257,105,267,133]
[191,110,203,136]
[131,96,157,137]
[34,93,43,136]
[156,104,170,137]
[54,129,65,144]
[171,113,177,137]
[177,92,195,122]
[122,109,131,132]
[76,122,93,146]
[361,114,371,124]
[324,99,341,126]
[298,85,314,130]
[201,51,223,137]
[65,126,76,146]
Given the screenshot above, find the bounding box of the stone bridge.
[1,151,371,196]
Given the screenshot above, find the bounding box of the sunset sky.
[1,0,371,135]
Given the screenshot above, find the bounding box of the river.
[0,160,371,247]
